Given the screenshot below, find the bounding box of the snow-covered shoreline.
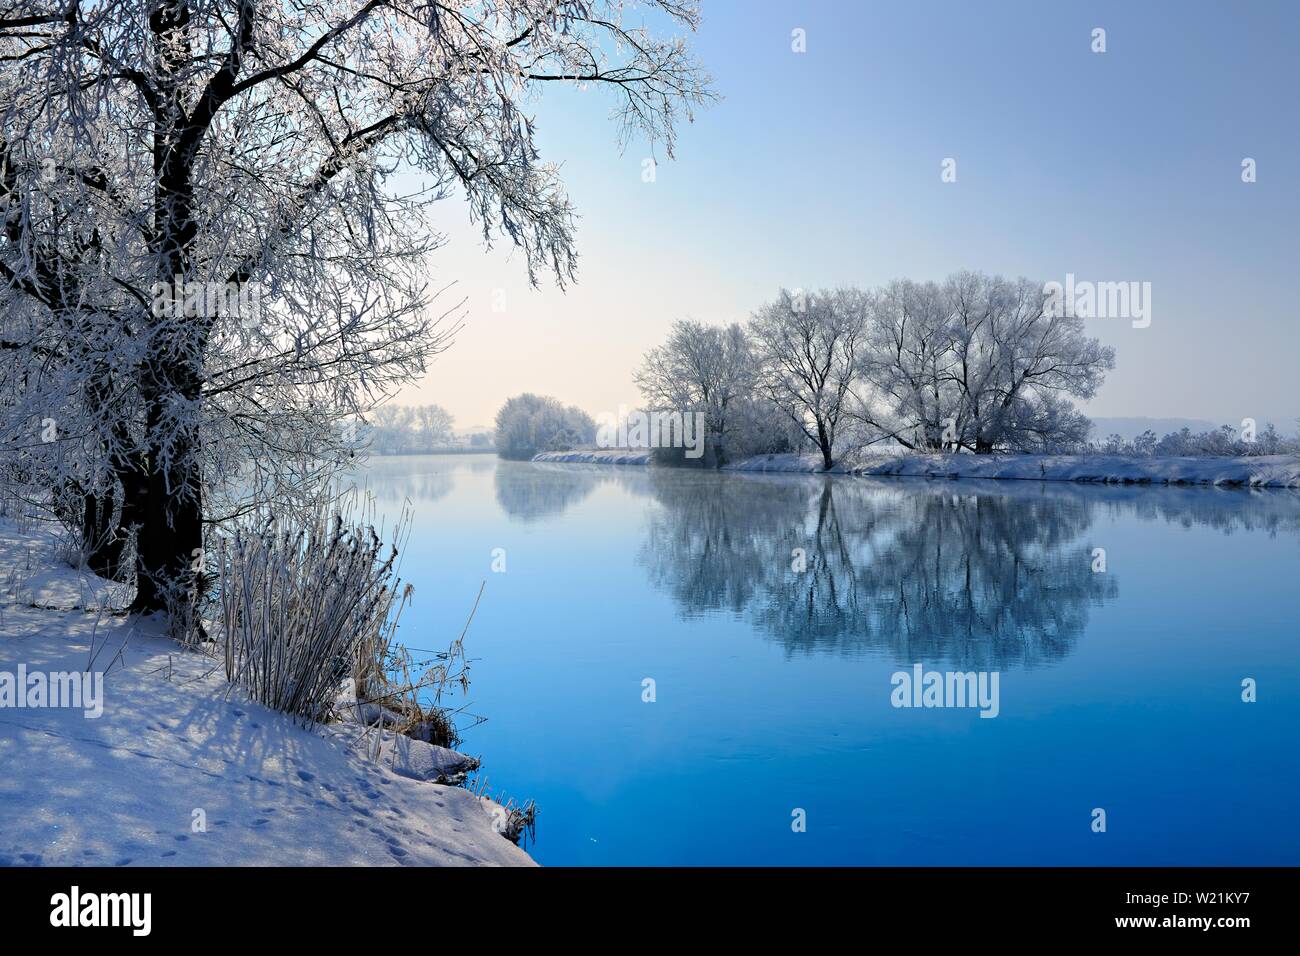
[531,450,1300,488]
[532,449,653,465]
[0,517,535,867]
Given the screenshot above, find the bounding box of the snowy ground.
[534,449,1300,488]
[0,516,534,867]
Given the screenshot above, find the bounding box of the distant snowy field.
[533,450,1300,488]
[0,518,533,867]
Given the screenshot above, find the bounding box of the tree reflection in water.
[639,472,1117,668]
[494,460,653,523]
[488,458,1300,669]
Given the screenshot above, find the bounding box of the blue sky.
[400,0,1300,432]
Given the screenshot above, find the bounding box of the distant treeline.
[1092,423,1300,458]
[364,404,493,455]
[496,273,1117,468]
[489,271,1300,468]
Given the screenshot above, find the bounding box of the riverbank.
[531,450,1300,488]
[0,516,535,867]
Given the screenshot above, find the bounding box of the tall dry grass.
[217,500,412,724]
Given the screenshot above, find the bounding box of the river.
[352,454,1300,865]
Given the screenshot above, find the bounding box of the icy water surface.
[354,454,1300,865]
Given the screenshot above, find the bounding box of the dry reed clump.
[467,774,537,848]
[216,502,443,727]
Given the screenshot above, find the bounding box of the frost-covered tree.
[494,393,595,460]
[944,272,1112,453]
[0,1,713,610]
[854,272,1113,454]
[992,391,1093,453]
[635,320,756,465]
[749,288,868,470]
[366,404,454,454]
[851,279,959,451]
[415,405,455,446]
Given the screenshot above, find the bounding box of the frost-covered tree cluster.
[0,1,713,611]
[633,320,801,466]
[494,393,596,460]
[636,272,1116,468]
[364,404,455,455]
[1093,422,1300,458]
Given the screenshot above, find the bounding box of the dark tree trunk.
[131,475,203,612]
[81,488,129,580]
[130,373,204,614]
[52,477,128,581]
[816,421,833,471]
[125,0,206,615]
[133,25,206,615]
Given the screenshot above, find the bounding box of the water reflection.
[412,455,1300,669]
[493,460,652,522]
[349,454,458,504]
[638,473,1119,667]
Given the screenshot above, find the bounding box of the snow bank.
[723,454,851,474]
[0,518,132,610]
[532,449,652,465]
[527,446,1300,488]
[335,726,481,786]
[724,452,1300,488]
[0,517,535,867]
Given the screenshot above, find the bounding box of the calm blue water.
[354,454,1300,866]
